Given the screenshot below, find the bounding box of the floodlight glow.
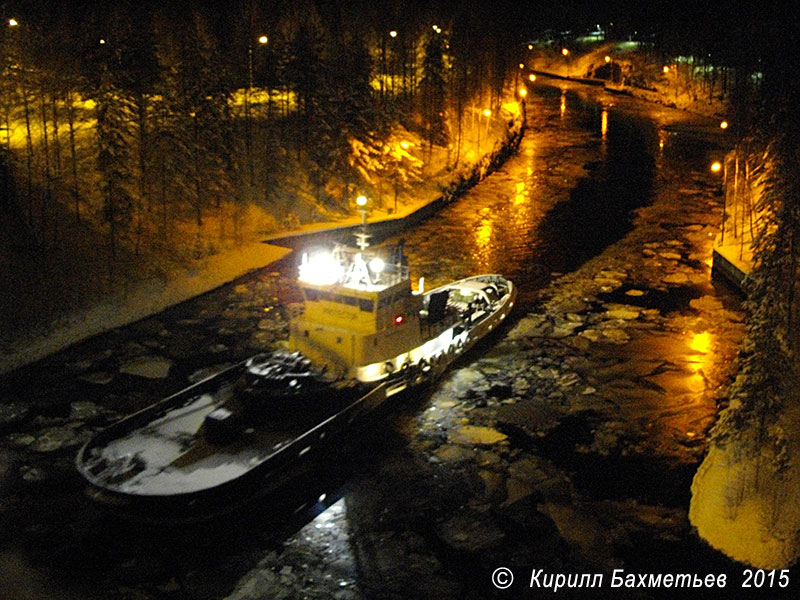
[356,195,368,206]
[299,252,344,285]
[369,258,385,273]
[710,162,722,173]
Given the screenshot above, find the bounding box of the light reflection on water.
[392,87,658,301]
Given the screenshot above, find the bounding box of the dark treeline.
[0,0,529,273]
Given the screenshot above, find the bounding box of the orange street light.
[604,55,611,63]
[258,35,268,45]
[482,109,492,117]
[528,73,536,82]
[710,162,722,173]
[561,48,569,56]
[519,63,524,69]
[663,65,670,73]
[519,88,527,97]
[720,120,729,129]
[528,44,533,50]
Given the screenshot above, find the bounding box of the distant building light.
[258,35,268,45]
[9,18,19,27]
[389,30,397,38]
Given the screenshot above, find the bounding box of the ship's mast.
[355,194,370,250]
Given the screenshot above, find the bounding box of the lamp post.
[245,35,268,185]
[561,48,570,78]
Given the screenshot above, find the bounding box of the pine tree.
[95,64,135,278]
[419,31,448,156]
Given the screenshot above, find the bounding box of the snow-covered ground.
[1,117,522,375]
[0,241,292,374]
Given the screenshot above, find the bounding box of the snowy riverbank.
[0,121,523,375]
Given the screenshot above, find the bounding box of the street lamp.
[562,48,570,78]
[8,18,19,27]
[245,34,269,184]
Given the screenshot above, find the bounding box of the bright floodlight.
[483,109,491,117]
[368,258,385,273]
[299,251,344,285]
[356,195,368,206]
[605,55,611,63]
[519,88,527,97]
[389,30,397,38]
[258,35,268,44]
[720,120,729,129]
[529,73,536,82]
[9,18,19,27]
[710,162,722,173]
[561,48,569,56]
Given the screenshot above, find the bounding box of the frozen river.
[0,83,774,599]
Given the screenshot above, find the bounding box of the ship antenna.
[355,195,371,250]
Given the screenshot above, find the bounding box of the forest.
[1,0,798,340]
[0,0,531,272]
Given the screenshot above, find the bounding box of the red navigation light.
[394,315,404,325]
